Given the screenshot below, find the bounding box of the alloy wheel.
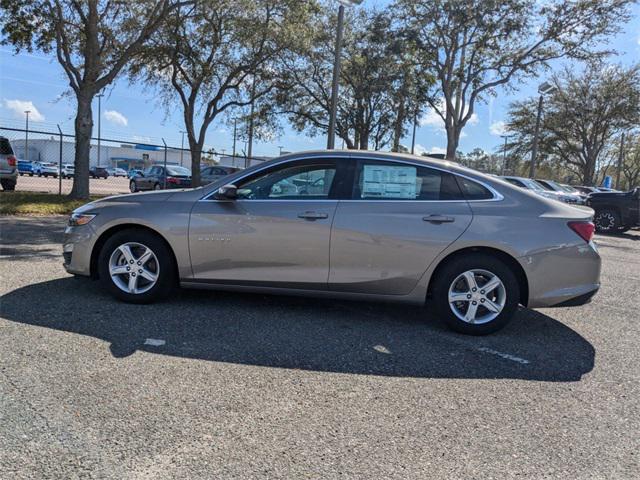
[448,269,506,324]
[108,242,159,295]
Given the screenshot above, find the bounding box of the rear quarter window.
[456,176,494,200]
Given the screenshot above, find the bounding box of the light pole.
[24,110,30,161]
[179,130,186,166]
[410,109,418,155]
[96,93,104,166]
[616,132,625,190]
[529,81,557,178]
[500,134,510,175]
[278,145,284,156]
[232,118,237,160]
[327,0,363,150]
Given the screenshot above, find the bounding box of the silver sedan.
[63,151,601,335]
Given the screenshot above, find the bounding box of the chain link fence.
[1,126,268,196]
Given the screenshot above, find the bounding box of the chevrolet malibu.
[63,151,601,335]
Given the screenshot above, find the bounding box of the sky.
[0,1,638,158]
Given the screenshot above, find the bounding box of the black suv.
[89,167,109,179]
[587,188,640,233]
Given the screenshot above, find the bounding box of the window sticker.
[362,165,417,199]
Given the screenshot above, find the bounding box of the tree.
[131,0,312,186]
[619,133,640,190]
[0,0,184,199]
[278,7,431,151]
[397,0,634,160]
[505,62,640,184]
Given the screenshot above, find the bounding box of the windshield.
[167,166,191,176]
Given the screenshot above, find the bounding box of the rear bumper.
[521,241,601,308]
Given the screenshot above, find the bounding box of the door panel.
[328,159,473,295]
[329,201,472,294]
[189,200,337,286]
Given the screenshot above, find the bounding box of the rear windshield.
[0,138,14,155]
[167,166,191,176]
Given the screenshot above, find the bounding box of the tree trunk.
[445,126,458,160]
[392,93,406,152]
[190,137,203,187]
[69,92,94,200]
[359,131,369,150]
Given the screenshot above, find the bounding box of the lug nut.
[126,267,130,271]
[130,260,134,264]
[472,287,477,292]
[480,290,485,294]
[467,294,472,299]
[472,301,477,305]
[131,273,136,277]
[481,299,485,303]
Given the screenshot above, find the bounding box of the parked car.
[0,136,18,191]
[128,169,144,179]
[129,165,192,192]
[17,159,34,176]
[500,176,562,201]
[61,164,75,179]
[535,179,584,204]
[106,167,127,177]
[586,187,640,233]
[33,161,59,178]
[201,165,239,185]
[89,167,109,179]
[64,151,601,335]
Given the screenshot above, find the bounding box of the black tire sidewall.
[98,229,175,304]
[432,254,520,335]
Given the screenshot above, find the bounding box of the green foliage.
[397,0,635,159]
[505,61,640,184]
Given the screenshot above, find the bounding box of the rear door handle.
[423,214,455,224]
[298,211,329,220]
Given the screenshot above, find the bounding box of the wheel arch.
[426,246,529,307]
[89,223,179,280]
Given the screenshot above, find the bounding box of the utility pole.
[96,93,104,166]
[616,132,625,190]
[179,130,186,166]
[24,110,30,161]
[247,78,256,163]
[278,145,284,156]
[410,110,418,155]
[327,5,345,150]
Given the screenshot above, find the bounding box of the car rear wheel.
[1,179,16,191]
[432,253,520,335]
[594,209,620,233]
[98,229,176,304]
[129,180,138,193]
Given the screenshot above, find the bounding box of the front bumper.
[62,224,96,276]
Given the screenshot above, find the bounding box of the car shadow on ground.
[0,277,595,382]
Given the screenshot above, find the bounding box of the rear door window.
[352,160,464,201]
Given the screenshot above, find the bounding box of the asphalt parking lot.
[1,216,639,479]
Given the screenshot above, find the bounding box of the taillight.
[568,221,595,243]
[167,176,179,184]
[7,155,16,167]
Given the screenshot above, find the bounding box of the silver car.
[63,151,601,335]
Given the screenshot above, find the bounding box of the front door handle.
[298,211,329,220]
[423,214,455,224]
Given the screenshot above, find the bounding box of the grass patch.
[0,192,102,215]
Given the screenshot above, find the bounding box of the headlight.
[68,213,96,226]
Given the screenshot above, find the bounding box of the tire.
[431,253,520,335]
[29,173,33,177]
[98,229,176,304]
[594,209,620,233]
[154,183,161,190]
[129,180,138,193]
[1,179,16,191]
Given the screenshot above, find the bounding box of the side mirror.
[215,184,238,200]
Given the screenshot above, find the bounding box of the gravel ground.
[1,216,639,479]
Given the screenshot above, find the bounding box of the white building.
[11,137,193,170]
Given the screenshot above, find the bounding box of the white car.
[106,167,127,177]
[61,164,75,179]
[33,162,60,178]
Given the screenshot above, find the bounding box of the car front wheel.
[129,181,138,193]
[98,229,176,304]
[432,253,520,335]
